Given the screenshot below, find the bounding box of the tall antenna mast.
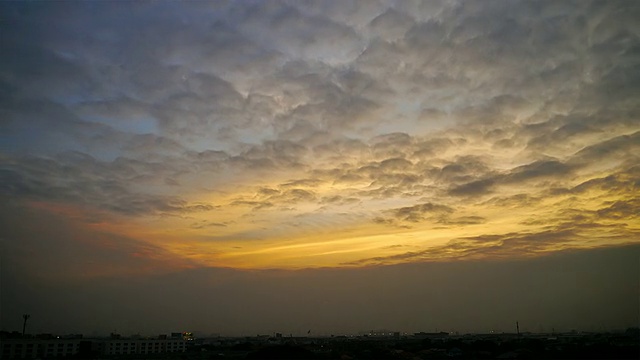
[22,314,31,336]
[516,321,520,336]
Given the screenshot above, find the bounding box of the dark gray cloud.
[571,131,640,165]
[596,198,640,221]
[449,178,496,197]
[448,157,577,197]
[347,227,586,266]
[483,194,541,209]
[0,152,211,217]
[391,202,453,223]
[505,160,573,183]
[441,216,487,225]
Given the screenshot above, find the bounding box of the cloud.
[0,152,214,217]
[571,131,640,165]
[190,220,229,229]
[448,158,576,197]
[346,228,578,266]
[442,216,487,225]
[391,202,453,223]
[0,0,638,272]
[238,2,366,65]
[367,8,415,41]
[505,159,573,183]
[230,200,274,211]
[483,193,540,209]
[449,178,496,197]
[596,198,640,220]
[371,202,456,228]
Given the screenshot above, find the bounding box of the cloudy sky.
[1,0,638,336]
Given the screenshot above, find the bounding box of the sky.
[0,0,638,336]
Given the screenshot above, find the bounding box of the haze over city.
[0,0,638,337]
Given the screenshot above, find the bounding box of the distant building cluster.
[2,328,638,359]
[0,332,190,359]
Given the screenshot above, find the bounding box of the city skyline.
[1,1,638,336]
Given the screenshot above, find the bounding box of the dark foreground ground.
[105,330,640,360]
[210,331,638,360]
[3,329,638,359]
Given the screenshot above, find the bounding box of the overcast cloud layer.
[0,0,638,335]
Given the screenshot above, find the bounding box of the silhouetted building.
[0,338,187,358]
[99,338,186,355]
[0,339,80,359]
[413,331,449,339]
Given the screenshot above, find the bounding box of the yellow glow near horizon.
[99,171,639,270]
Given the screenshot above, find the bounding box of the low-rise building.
[0,337,187,358]
[100,338,186,355]
[0,339,81,359]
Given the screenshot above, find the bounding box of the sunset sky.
[1,0,638,336]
